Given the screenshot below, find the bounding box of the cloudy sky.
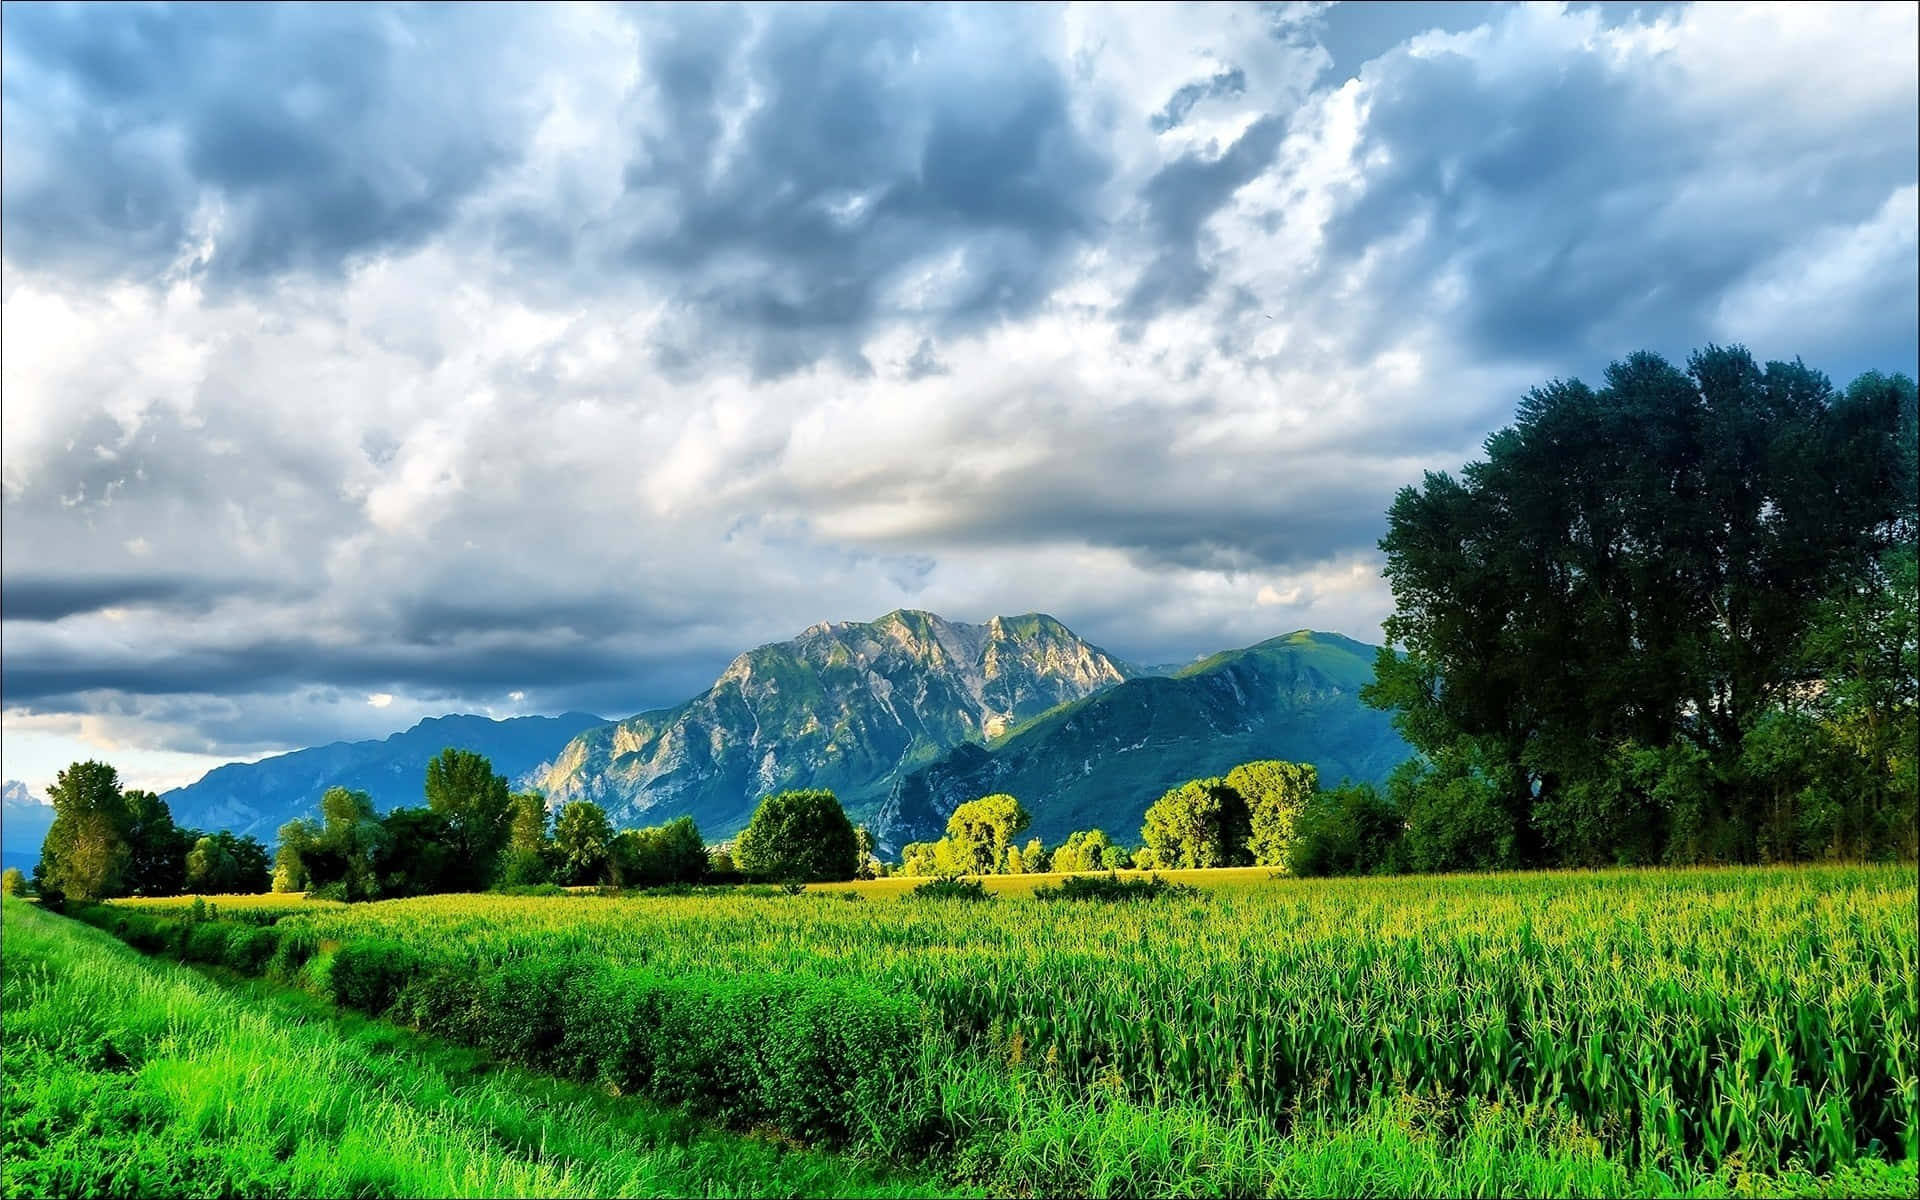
[3,1,1915,795]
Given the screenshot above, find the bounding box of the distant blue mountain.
[2,779,54,873]
[160,712,608,841]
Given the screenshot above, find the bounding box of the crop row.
[103,865,1919,1175]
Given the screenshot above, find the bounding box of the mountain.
[873,630,1410,848]
[161,712,607,841]
[2,780,55,874]
[538,610,1133,836]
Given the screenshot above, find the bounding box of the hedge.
[66,903,942,1154]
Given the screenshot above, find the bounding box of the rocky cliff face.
[873,630,1410,848]
[537,610,1133,834]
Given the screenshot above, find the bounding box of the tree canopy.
[734,789,860,883]
[1362,346,1917,868]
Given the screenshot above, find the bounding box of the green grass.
[0,896,957,1199]
[67,866,1920,1197]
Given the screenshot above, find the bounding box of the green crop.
[97,865,1917,1191]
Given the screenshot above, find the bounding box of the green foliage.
[507,789,550,855]
[907,876,993,902]
[1047,828,1117,874]
[76,864,1920,1192]
[1367,348,1917,868]
[1288,783,1406,877]
[423,748,513,891]
[2,866,26,895]
[1140,777,1252,868]
[610,816,709,888]
[1030,872,1202,903]
[943,793,1031,875]
[5,900,946,1200]
[735,790,860,883]
[38,759,133,902]
[371,806,454,898]
[121,790,191,896]
[272,818,318,893]
[553,800,615,885]
[1226,760,1317,869]
[183,831,272,895]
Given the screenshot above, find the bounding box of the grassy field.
[0,896,954,1198]
[53,865,1920,1196]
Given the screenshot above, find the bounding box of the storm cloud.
[3,1,1915,790]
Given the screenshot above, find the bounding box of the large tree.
[735,789,859,883]
[423,748,513,891]
[552,800,614,885]
[944,793,1031,875]
[122,789,192,896]
[1365,347,1914,865]
[1226,761,1318,869]
[1141,777,1252,869]
[36,760,132,902]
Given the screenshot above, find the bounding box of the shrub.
[329,939,426,1015]
[182,920,236,965]
[266,927,320,983]
[1031,872,1202,903]
[0,867,25,895]
[908,876,993,902]
[221,925,281,973]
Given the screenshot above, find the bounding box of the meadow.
[31,865,1920,1196]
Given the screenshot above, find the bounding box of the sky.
[2,1,1916,796]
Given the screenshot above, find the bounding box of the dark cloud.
[599,2,1110,376]
[1310,20,1918,371]
[1,2,538,284]
[1124,114,1287,320]
[0,575,260,622]
[1151,68,1247,134]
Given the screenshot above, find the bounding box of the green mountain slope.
[873,631,1410,848]
[537,610,1134,836]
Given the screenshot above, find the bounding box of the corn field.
[116,865,1917,1177]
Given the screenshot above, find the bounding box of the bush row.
[69,905,941,1153]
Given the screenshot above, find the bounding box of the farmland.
[39,864,1915,1196]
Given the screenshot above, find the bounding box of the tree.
[854,825,880,879]
[424,748,513,891]
[734,790,860,883]
[553,800,615,885]
[1,867,25,896]
[1049,829,1116,874]
[310,786,382,900]
[373,807,454,897]
[1366,348,1914,866]
[122,789,192,896]
[184,831,270,894]
[508,790,550,853]
[1018,836,1047,873]
[1141,778,1252,869]
[1288,784,1406,877]
[944,793,1031,874]
[273,819,320,893]
[1226,760,1318,869]
[500,790,553,884]
[38,760,132,902]
[611,816,709,888]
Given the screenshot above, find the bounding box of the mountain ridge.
[873,629,1407,848]
[536,608,1134,835]
[160,711,607,840]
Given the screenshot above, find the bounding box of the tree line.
[28,760,272,903]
